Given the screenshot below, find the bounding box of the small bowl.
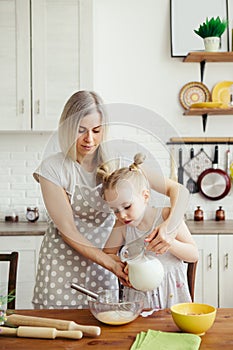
[88,289,145,325]
[171,302,216,335]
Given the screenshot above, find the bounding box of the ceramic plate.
[190,102,224,108]
[212,81,233,105]
[179,82,211,110]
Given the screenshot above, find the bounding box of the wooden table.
[2,308,233,349]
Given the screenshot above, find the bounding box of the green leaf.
[194,16,228,38]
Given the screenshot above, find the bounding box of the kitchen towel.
[130,329,201,350]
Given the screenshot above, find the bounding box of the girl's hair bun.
[129,153,146,171]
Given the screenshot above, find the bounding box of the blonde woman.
[33,91,190,309]
[100,153,198,308]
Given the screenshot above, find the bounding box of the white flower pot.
[203,37,220,52]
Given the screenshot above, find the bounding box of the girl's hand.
[144,221,177,255]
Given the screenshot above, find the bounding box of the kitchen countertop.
[0,220,233,236]
[186,220,233,234]
[2,308,233,349]
[0,221,48,236]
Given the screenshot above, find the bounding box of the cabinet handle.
[35,100,40,114]
[208,253,212,269]
[224,253,229,269]
[19,100,24,114]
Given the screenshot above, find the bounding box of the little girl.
[98,153,199,309]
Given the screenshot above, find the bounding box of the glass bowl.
[88,289,145,325]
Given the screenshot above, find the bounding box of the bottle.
[229,84,233,107]
[215,206,225,221]
[120,241,164,292]
[194,206,204,221]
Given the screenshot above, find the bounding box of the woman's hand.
[108,254,130,286]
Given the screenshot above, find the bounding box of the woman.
[32,90,189,309]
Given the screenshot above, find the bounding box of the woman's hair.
[98,153,149,195]
[58,90,108,162]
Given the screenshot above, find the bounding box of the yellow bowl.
[170,302,216,335]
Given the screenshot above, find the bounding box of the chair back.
[187,261,197,302]
[0,252,18,309]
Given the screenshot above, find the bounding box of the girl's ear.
[142,189,150,202]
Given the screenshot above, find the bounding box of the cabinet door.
[193,235,218,307]
[0,0,31,130]
[219,235,233,307]
[0,235,43,309]
[31,0,80,131]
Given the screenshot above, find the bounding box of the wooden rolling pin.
[0,326,82,339]
[7,314,101,337]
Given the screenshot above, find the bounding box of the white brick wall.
[0,133,51,222]
[0,132,232,223]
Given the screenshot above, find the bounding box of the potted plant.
[194,16,228,52]
[0,291,15,325]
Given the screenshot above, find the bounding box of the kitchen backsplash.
[0,133,232,222]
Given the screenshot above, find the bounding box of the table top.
[0,221,47,236]
[2,308,233,349]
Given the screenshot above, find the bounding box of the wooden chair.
[0,252,18,309]
[186,261,197,302]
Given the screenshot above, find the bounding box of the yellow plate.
[190,102,224,108]
[179,82,211,110]
[212,81,233,105]
[230,162,233,180]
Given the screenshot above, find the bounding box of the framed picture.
[170,0,229,57]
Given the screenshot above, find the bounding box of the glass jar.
[5,207,18,222]
[26,207,39,222]
[194,206,204,221]
[120,241,164,292]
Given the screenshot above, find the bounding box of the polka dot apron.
[32,182,118,309]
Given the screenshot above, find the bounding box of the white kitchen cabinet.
[194,234,233,307]
[0,0,92,131]
[218,235,233,307]
[0,235,43,309]
[193,235,218,307]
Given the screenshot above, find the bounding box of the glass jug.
[120,240,164,292]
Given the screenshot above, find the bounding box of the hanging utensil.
[170,146,178,182]
[197,145,231,200]
[183,147,212,182]
[226,147,231,176]
[186,148,199,193]
[177,148,184,184]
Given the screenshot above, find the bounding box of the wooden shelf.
[168,137,233,145]
[183,108,233,132]
[167,137,233,144]
[184,108,233,116]
[183,52,233,63]
[182,52,233,131]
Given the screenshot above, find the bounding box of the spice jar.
[5,207,18,222]
[194,206,204,221]
[215,206,225,221]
